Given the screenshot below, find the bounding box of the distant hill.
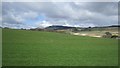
[45,25,120,30]
[45,25,76,30]
[93,25,120,28]
[107,25,120,27]
[42,25,120,32]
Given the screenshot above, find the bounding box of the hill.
[45,25,75,30]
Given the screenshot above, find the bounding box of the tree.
[105,32,112,36]
[72,28,78,32]
[102,32,112,38]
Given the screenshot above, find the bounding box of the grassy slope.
[2,29,118,66]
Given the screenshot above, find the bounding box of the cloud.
[2,2,118,28]
[36,20,52,28]
[2,0,119,2]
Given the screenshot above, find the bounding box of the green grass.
[2,29,118,66]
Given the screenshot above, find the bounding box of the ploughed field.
[2,29,118,66]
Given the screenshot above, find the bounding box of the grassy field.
[2,29,118,66]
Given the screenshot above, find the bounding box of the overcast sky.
[2,2,118,29]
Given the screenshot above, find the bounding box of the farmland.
[2,29,118,66]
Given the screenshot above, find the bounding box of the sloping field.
[2,29,118,66]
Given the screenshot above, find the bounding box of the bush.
[111,35,118,38]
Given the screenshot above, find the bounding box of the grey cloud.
[86,3,117,16]
[2,2,118,28]
[2,2,39,27]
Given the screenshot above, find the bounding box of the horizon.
[2,24,120,29]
